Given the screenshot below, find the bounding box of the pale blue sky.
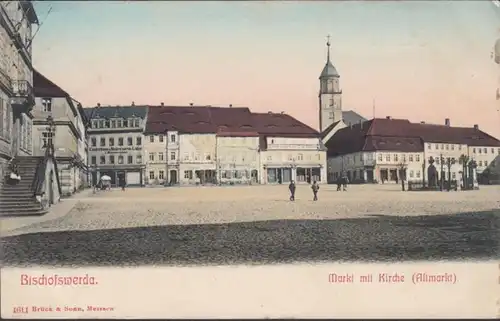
[31,1,500,137]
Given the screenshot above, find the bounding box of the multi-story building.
[325,117,500,185]
[0,1,38,176]
[32,69,88,195]
[145,105,327,185]
[252,112,327,184]
[85,104,148,186]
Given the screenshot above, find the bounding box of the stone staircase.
[0,156,48,216]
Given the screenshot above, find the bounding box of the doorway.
[49,170,54,205]
[117,172,125,187]
[169,170,178,184]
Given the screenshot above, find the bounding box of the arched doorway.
[169,170,178,185]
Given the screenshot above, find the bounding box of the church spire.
[326,34,331,62]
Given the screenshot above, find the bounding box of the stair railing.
[32,147,50,196]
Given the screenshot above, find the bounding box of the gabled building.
[32,69,89,195]
[325,117,500,185]
[84,104,148,186]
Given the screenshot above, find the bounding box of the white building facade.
[178,133,217,185]
[216,134,260,184]
[260,137,327,184]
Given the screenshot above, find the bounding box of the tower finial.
[326,34,331,62]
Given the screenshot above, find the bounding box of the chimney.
[268,111,272,114]
[359,119,363,129]
[229,104,232,108]
[281,111,284,114]
[160,102,164,106]
[189,103,194,106]
[445,118,450,126]
[473,124,479,130]
[131,101,135,106]
[97,103,101,107]
[386,116,391,120]
[420,121,425,124]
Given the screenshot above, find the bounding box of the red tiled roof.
[145,107,320,138]
[33,69,69,98]
[326,117,500,156]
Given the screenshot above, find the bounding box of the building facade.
[85,105,148,186]
[32,70,88,195]
[0,1,38,177]
[145,105,327,185]
[325,117,500,186]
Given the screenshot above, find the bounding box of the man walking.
[311,181,320,201]
[289,180,296,201]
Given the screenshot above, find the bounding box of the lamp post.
[439,154,445,191]
[445,157,455,191]
[46,115,56,156]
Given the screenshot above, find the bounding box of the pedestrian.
[336,176,342,191]
[120,177,126,191]
[288,180,296,201]
[342,176,348,191]
[311,181,319,201]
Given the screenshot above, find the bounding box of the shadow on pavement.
[1,210,499,267]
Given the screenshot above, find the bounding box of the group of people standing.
[288,176,349,201]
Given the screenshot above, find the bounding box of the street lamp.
[46,115,56,156]
[445,157,456,191]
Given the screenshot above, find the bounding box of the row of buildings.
[84,105,327,186]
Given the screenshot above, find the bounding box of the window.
[170,152,176,160]
[298,154,304,161]
[452,172,456,179]
[123,120,128,127]
[394,154,398,162]
[149,135,154,143]
[184,153,189,161]
[159,170,164,180]
[118,137,124,146]
[184,170,193,179]
[385,154,390,161]
[91,137,96,147]
[479,148,482,154]
[111,120,116,128]
[451,144,454,150]
[427,144,432,150]
[459,145,462,150]
[100,138,105,146]
[416,171,421,178]
[445,144,449,150]
[409,155,413,162]
[136,155,142,164]
[402,154,406,162]
[205,153,211,161]
[484,161,488,166]
[435,144,438,150]
[149,152,155,161]
[127,155,133,164]
[195,153,200,161]
[479,161,483,166]
[41,98,52,112]
[415,155,420,162]
[100,156,105,164]
[117,155,123,164]
[109,155,115,164]
[473,148,476,153]
[170,134,176,143]
[136,136,141,145]
[92,120,98,128]
[91,156,96,165]
[134,119,140,127]
[127,137,133,146]
[378,154,382,161]
[158,152,164,161]
[42,132,53,148]
[149,171,155,180]
[492,148,495,154]
[483,148,487,153]
[267,155,272,161]
[441,144,444,149]
[159,135,164,142]
[109,137,114,146]
[409,170,414,178]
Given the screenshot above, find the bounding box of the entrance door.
[277,168,283,184]
[169,170,178,184]
[49,170,54,205]
[117,172,125,186]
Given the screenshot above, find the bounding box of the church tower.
[318,36,342,132]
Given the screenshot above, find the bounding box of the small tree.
[459,154,469,189]
[397,161,408,191]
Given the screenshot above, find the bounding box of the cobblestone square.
[1,185,499,267]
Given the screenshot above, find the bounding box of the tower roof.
[319,35,340,79]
